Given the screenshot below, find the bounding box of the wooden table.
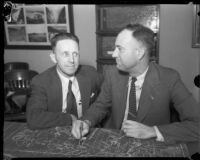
[4,112,26,122]
[3,122,190,158]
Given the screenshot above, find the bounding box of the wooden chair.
[4,69,38,122]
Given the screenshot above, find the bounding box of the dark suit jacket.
[83,62,200,155]
[26,65,103,130]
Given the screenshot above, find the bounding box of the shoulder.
[77,65,97,73]
[150,62,181,81]
[31,66,57,85]
[76,65,101,78]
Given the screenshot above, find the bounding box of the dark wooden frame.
[192,4,200,48]
[96,5,160,72]
[4,4,74,50]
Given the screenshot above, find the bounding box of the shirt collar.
[136,66,149,81]
[129,66,149,88]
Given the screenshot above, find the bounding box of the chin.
[65,72,75,77]
[64,68,77,77]
[116,64,125,71]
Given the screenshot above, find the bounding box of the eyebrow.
[115,45,124,49]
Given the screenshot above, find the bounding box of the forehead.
[55,39,79,50]
[115,29,139,47]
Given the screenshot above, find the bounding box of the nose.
[112,48,118,58]
[69,54,75,63]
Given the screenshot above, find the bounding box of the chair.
[4,62,29,72]
[4,70,38,92]
[4,69,38,122]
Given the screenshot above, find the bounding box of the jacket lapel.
[76,73,91,115]
[116,74,129,128]
[51,66,63,112]
[137,63,160,122]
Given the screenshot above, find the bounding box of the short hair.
[50,32,79,51]
[122,24,155,55]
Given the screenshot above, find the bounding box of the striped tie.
[127,77,137,120]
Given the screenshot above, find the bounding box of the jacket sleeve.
[82,68,112,127]
[26,78,72,130]
[157,71,200,145]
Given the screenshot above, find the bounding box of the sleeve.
[157,71,200,144]
[26,78,72,130]
[82,69,112,127]
[154,126,164,142]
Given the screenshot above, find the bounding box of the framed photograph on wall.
[192,4,200,48]
[4,4,74,49]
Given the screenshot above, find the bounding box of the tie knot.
[132,77,137,83]
[68,80,72,90]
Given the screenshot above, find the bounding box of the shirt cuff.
[153,126,164,142]
[83,120,91,128]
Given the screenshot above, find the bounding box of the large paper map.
[4,122,189,157]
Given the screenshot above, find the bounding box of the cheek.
[121,54,136,67]
[74,57,80,64]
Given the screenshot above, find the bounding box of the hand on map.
[71,120,90,139]
[121,120,156,139]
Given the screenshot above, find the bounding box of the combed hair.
[50,32,79,51]
[123,24,155,55]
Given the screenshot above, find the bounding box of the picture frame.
[4,4,74,49]
[192,4,200,48]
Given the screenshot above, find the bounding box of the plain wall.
[4,4,200,102]
[159,4,200,102]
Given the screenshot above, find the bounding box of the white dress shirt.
[122,66,164,141]
[57,68,82,118]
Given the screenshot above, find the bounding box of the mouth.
[115,59,120,65]
[65,65,76,68]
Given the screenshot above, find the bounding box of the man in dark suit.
[71,24,200,155]
[26,33,103,130]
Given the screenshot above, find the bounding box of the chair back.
[4,69,38,92]
[4,62,29,72]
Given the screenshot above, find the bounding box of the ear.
[49,52,57,64]
[137,48,145,60]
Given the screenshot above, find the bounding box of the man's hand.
[121,120,156,139]
[71,120,90,139]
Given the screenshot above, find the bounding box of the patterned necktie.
[66,80,78,117]
[127,77,137,120]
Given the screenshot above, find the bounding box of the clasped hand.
[121,120,156,139]
[71,120,89,139]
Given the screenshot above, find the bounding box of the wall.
[4,4,200,102]
[159,4,200,102]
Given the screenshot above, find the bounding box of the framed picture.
[97,5,159,33]
[4,4,74,49]
[192,4,200,48]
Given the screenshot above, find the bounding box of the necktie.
[66,80,78,117]
[127,77,137,120]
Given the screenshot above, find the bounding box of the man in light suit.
[26,33,103,130]
[71,24,200,156]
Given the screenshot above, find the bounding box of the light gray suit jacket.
[83,62,200,155]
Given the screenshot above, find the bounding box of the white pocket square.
[90,92,95,98]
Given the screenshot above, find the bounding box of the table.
[4,112,26,122]
[3,122,190,158]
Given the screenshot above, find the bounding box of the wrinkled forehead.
[55,39,79,51]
